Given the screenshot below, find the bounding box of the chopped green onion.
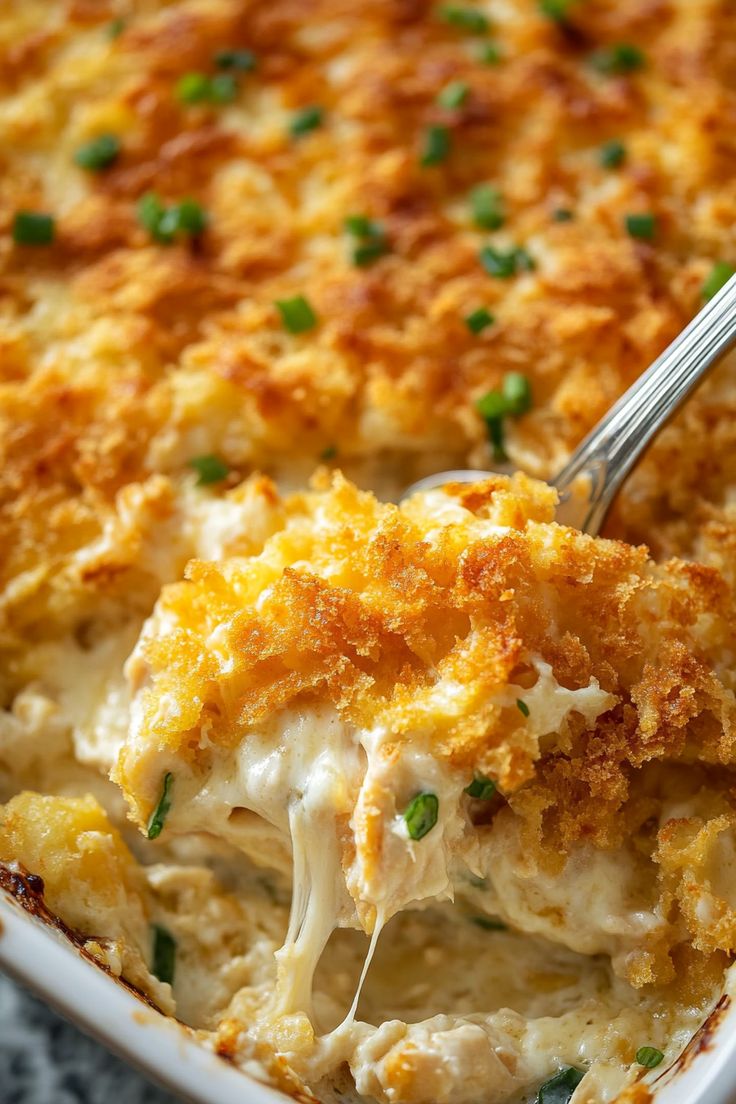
[636,1047,664,1069]
[353,239,390,266]
[74,133,121,171]
[539,0,572,22]
[320,444,337,461]
[209,73,238,103]
[189,455,229,485]
[106,18,125,39]
[479,245,535,278]
[472,915,507,930]
[471,184,504,230]
[535,1067,585,1104]
[437,80,469,109]
[276,295,318,334]
[486,417,506,461]
[702,261,735,301]
[465,307,494,334]
[420,125,451,166]
[173,198,208,234]
[464,774,496,800]
[404,792,439,840]
[475,42,502,64]
[344,214,382,238]
[625,212,656,240]
[503,371,532,415]
[176,72,212,103]
[590,43,645,75]
[516,698,530,717]
[476,391,508,420]
[137,193,207,242]
[439,5,489,32]
[147,773,173,840]
[552,207,574,222]
[12,212,55,246]
[290,105,323,137]
[214,48,256,72]
[151,924,176,985]
[599,139,626,169]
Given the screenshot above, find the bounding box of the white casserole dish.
[2,885,735,1104]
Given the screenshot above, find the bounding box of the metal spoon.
[405,274,736,536]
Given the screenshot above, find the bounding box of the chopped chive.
[276,295,318,334]
[74,133,121,171]
[172,198,208,234]
[464,774,496,800]
[636,1047,664,1069]
[290,105,323,137]
[516,698,530,717]
[539,0,572,22]
[590,43,645,75]
[420,125,451,166]
[437,80,469,109]
[106,18,125,39]
[503,371,532,415]
[353,239,390,266]
[702,261,735,301]
[465,307,494,334]
[189,454,229,485]
[476,391,508,420]
[320,444,337,461]
[209,73,238,103]
[487,417,506,461]
[475,41,502,64]
[404,792,439,840]
[479,245,535,278]
[151,924,176,985]
[552,207,574,222]
[12,211,55,246]
[214,48,256,72]
[599,139,626,169]
[344,214,382,238]
[176,72,212,104]
[535,1067,585,1103]
[439,5,490,33]
[625,212,656,240]
[471,184,504,230]
[137,193,207,243]
[472,915,507,931]
[147,772,173,840]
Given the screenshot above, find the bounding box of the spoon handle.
[554,274,736,535]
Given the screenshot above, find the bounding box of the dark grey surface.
[0,971,182,1104]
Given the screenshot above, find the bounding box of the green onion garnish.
[214,48,256,72]
[209,73,238,103]
[599,139,626,169]
[539,0,572,22]
[503,371,532,415]
[404,792,439,840]
[516,698,530,717]
[106,18,125,39]
[475,42,502,64]
[439,5,490,33]
[275,295,318,334]
[353,239,390,266]
[147,773,173,840]
[479,245,535,278]
[344,214,382,237]
[702,261,735,301]
[189,455,229,485]
[137,193,207,242]
[74,134,121,172]
[476,373,532,459]
[472,915,507,931]
[471,184,504,230]
[176,72,212,103]
[344,216,390,266]
[636,1047,664,1069]
[151,924,176,985]
[172,198,208,234]
[437,80,469,109]
[464,774,496,800]
[420,125,451,166]
[552,207,574,222]
[465,307,494,334]
[290,105,323,137]
[625,212,656,240]
[590,43,645,75]
[12,212,55,246]
[535,1068,585,1104]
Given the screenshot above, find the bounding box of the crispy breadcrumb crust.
[118,473,736,859]
[2,0,736,642]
